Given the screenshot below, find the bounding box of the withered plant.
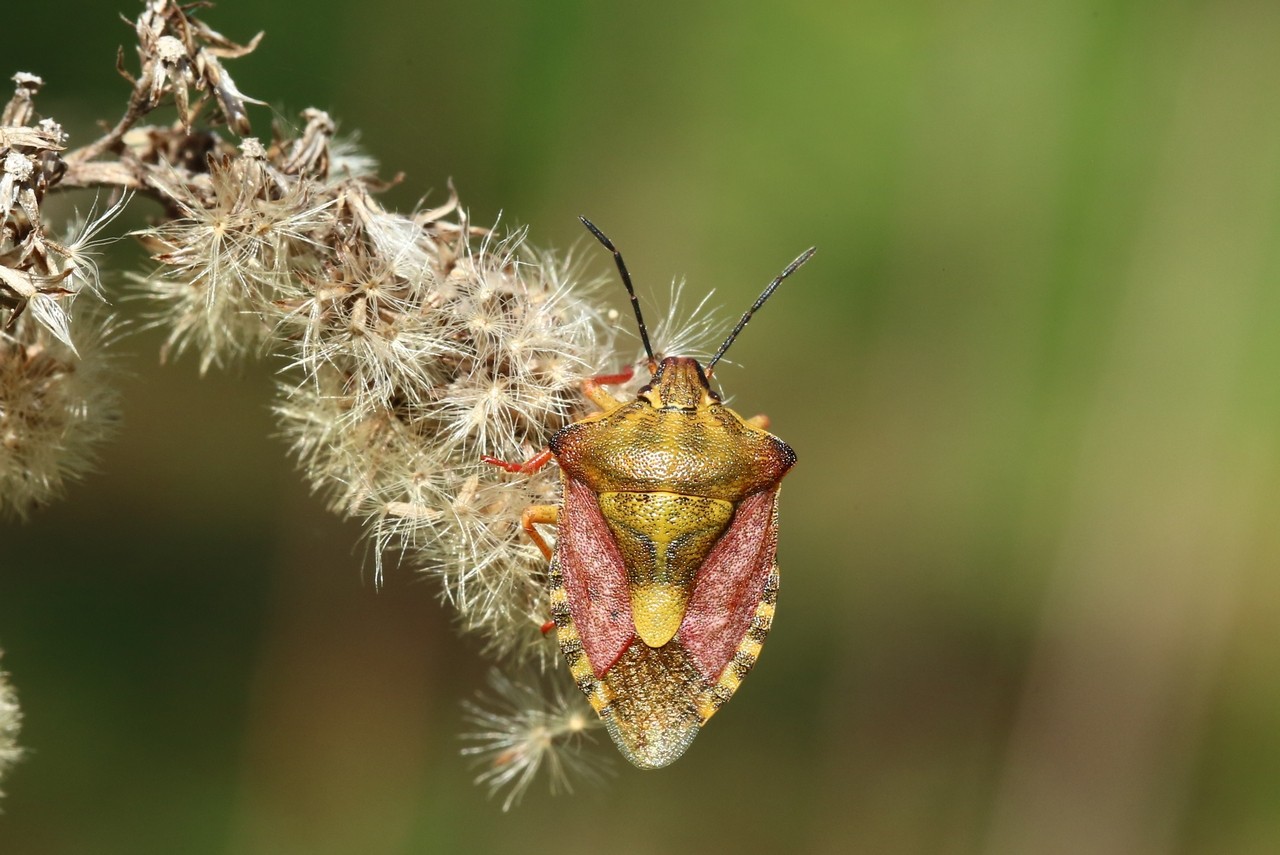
[0,0,726,806]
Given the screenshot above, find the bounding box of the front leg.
[481,448,554,474]
[481,454,560,560]
[582,365,636,411]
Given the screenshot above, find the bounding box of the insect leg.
[480,448,555,474]
[583,365,635,410]
[521,504,560,561]
[746,414,771,430]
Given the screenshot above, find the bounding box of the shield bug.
[483,218,813,768]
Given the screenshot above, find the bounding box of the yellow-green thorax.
[550,357,795,648]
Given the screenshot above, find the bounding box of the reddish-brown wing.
[678,487,780,682]
[556,476,635,677]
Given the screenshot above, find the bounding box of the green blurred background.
[4,1,1280,852]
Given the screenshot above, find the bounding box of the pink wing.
[678,487,780,683]
[557,477,635,677]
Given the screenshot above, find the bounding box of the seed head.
[0,652,23,801]
[0,308,120,519]
[462,668,609,811]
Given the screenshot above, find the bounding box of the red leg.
[482,458,559,559]
[583,364,637,410]
[481,448,554,474]
[520,504,559,561]
[590,365,636,386]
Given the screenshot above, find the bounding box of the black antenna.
[580,216,655,364]
[707,246,816,372]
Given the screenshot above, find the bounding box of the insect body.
[485,219,813,768]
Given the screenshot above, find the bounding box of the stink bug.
[483,218,813,768]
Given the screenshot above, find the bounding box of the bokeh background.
[4,1,1280,853]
